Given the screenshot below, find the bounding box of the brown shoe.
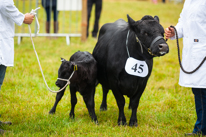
[185,133,200,136]
[53,21,59,39]
[0,129,5,134]
[0,121,12,125]
[46,21,50,34]
[54,21,58,34]
[0,129,11,135]
[46,21,51,39]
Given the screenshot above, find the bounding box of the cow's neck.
[127,31,153,60]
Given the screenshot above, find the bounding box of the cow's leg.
[49,88,66,114]
[69,85,77,119]
[129,89,145,127]
[128,98,138,127]
[100,86,109,111]
[82,86,98,124]
[112,89,127,126]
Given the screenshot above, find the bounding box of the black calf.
[49,51,98,123]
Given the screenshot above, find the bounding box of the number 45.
[131,64,144,73]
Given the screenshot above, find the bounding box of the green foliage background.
[0,1,195,136]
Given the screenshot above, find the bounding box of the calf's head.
[55,58,75,88]
[127,15,169,57]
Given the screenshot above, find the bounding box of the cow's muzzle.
[55,80,61,87]
[148,36,169,56]
[158,43,169,55]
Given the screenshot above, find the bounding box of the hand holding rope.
[166,25,206,74]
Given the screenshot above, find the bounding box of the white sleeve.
[2,0,25,26]
[170,9,184,40]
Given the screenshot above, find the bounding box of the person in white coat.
[165,0,206,136]
[0,0,34,134]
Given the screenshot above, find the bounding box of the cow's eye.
[144,33,148,36]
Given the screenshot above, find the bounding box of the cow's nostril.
[159,44,163,49]
[159,43,168,51]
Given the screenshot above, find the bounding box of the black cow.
[92,15,169,126]
[49,51,98,123]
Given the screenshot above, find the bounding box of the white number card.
[125,57,148,77]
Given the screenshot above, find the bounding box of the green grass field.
[0,1,197,136]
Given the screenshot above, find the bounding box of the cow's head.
[127,14,169,57]
[55,58,76,88]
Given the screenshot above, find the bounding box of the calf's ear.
[127,14,136,31]
[70,62,78,71]
[154,16,159,23]
[61,57,66,62]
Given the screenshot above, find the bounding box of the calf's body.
[49,51,98,123]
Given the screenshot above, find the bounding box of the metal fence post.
[15,0,82,45]
[35,0,39,35]
[81,0,87,42]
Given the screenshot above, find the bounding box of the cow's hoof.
[118,121,127,126]
[69,113,75,119]
[49,110,55,114]
[100,105,107,111]
[93,120,99,125]
[129,121,138,127]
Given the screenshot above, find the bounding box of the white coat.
[0,0,24,66]
[171,0,206,88]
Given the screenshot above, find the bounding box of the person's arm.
[2,0,34,25]
[165,9,184,40]
[172,11,184,40]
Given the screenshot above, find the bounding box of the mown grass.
[0,1,196,137]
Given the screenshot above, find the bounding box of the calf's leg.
[100,86,109,111]
[82,86,98,124]
[49,88,66,114]
[69,85,77,118]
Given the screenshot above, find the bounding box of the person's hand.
[23,13,34,24]
[165,27,175,39]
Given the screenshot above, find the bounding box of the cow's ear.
[61,57,66,62]
[154,16,159,23]
[127,14,136,30]
[70,62,78,71]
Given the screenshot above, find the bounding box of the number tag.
[125,57,148,77]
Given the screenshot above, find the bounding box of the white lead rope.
[126,30,143,58]
[28,7,72,93]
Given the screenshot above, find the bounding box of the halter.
[126,30,164,57]
[148,36,164,56]
[57,65,78,83]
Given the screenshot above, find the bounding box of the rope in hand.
[167,25,206,74]
[28,7,71,93]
